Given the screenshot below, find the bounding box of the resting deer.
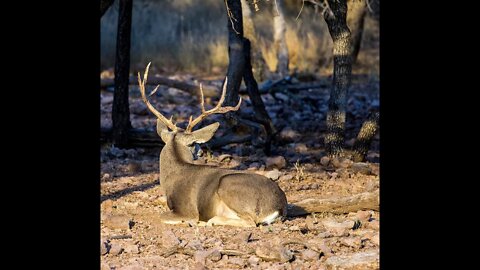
[138,63,287,227]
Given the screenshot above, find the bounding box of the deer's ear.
[157,119,172,143]
[191,122,220,144]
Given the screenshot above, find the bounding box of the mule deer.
[137,63,287,227]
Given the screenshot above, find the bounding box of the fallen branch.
[101,76,219,98]
[287,189,379,217]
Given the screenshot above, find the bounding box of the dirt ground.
[100,73,380,270]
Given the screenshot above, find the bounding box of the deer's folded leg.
[206,216,256,227]
[159,211,198,225]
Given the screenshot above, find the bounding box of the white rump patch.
[261,211,280,224]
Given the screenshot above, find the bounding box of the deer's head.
[138,62,241,161]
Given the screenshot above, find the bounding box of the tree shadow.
[100,179,159,203]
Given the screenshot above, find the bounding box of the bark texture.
[323,0,352,157]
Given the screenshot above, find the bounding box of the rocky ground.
[100,72,380,269]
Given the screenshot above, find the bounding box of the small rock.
[289,225,300,231]
[109,242,124,255]
[294,143,309,153]
[192,262,208,270]
[351,163,372,175]
[101,239,110,255]
[103,214,132,230]
[365,220,379,230]
[194,250,211,264]
[325,250,379,270]
[101,173,111,181]
[161,230,181,248]
[279,128,300,142]
[279,174,294,181]
[186,239,204,250]
[274,92,289,102]
[320,156,330,166]
[307,238,332,256]
[369,163,380,176]
[126,162,142,173]
[371,233,380,245]
[310,183,319,189]
[228,257,245,266]
[124,244,140,254]
[208,249,222,262]
[355,211,372,223]
[248,255,260,266]
[255,242,293,263]
[305,216,318,231]
[124,149,138,158]
[332,157,353,168]
[233,231,252,244]
[265,156,287,170]
[322,219,355,235]
[302,249,319,261]
[341,237,362,248]
[100,261,110,270]
[109,147,124,158]
[265,169,282,181]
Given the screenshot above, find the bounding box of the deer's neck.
[160,139,193,179]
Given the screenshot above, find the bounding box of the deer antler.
[137,62,178,131]
[185,77,242,133]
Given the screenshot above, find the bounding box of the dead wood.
[287,189,379,217]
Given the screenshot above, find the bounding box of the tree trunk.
[100,0,115,18]
[352,111,379,161]
[243,39,276,154]
[273,0,289,77]
[112,0,133,148]
[224,0,245,108]
[347,0,367,64]
[323,0,352,157]
[240,0,270,81]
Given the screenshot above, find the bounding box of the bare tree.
[221,0,275,152]
[347,0,367,64]
[273,0,289,77]
[240,0,271,80]
[112,0,133,147]
[323,0,379,160]
[323,0,352,157]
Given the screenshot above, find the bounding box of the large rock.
[265,156,287,170]
[325,250,379,270]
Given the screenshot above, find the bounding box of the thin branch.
[296,0,306,21]
[225,0,240,34]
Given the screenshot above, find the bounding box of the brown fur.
[157,122,287,227]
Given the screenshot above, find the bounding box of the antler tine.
[137,62,177,131]
[185,77,242,133]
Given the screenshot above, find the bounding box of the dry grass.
[100,0,379,76]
